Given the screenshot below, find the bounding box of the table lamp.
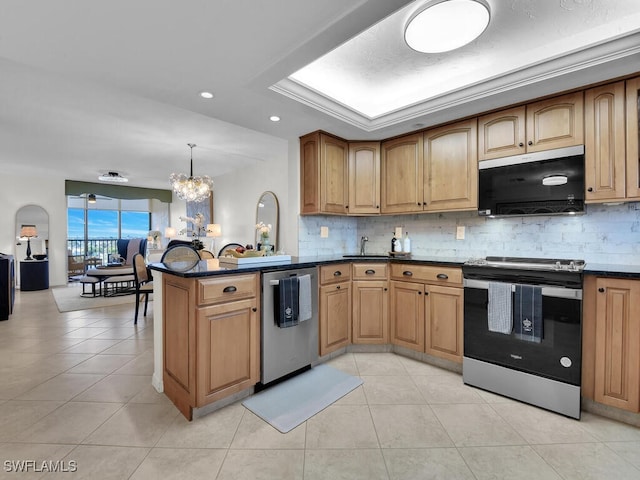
[20,225,37,260]
[164,227,177,248]
[206,224,221,256]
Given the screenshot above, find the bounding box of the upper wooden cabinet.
[348,142,381,215]
[381,133,424,214]
[423,118,478,212]
[300,131,348,215]
[478,91,584,161]
[585,81,627,202]
[626,76,640,200]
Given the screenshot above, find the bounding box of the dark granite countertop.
[148,254,466,278]
[584,263,640,279]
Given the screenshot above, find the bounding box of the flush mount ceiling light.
[199,91,214,99]
[98,171,128,183]
[169,143,213,202]
[269,115,281,122]
[404,0,490,53]
[542,175,568,186]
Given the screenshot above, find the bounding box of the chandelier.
[169,143,213,202]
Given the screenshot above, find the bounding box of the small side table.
[20,260,49,291]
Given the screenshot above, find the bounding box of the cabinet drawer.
[320,264,351,285]
[197,274,258,306]
[390,263,462,286]
[352,263,388,280]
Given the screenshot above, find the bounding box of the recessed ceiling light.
[405,0,490,54]
[269,115,281,122]
[98,171,128,183]
[200,91,214,99]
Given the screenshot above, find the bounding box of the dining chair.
[132,253,153,324]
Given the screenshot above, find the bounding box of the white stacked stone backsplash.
[299,202,640,265]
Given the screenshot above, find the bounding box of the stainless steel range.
[462,257,584,419]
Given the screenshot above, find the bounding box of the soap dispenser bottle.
[391,233,396,253]
[403,232,411,253]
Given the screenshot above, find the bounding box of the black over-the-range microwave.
[478,145,585,217]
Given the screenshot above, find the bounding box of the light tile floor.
[1,286,640,479]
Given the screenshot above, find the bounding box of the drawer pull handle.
[365,269,375,275]
[436,273,449,280]
[403,271,413,276]
[333,271,342,277]
[223,286,237,293]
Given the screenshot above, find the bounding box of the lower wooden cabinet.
[390,280,425,352]
[583,276,640,413]
[162,273,260,420]
[352,280,388,344]
[425,284,463,363]
[319,282,351,355]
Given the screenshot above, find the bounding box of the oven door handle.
[463,279,582,300]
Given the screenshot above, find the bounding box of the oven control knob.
[560,357,572,368]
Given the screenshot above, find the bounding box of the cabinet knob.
[436,273,449,280]
[365,269,376,275]
[598,287,605,293]
[336,285,341,290]
[417,202,422,206]
[418,291,422,295]
[518,142,524,147]
[222,286,237,293]
[376,205,380,209]
[384,288,388,291]
[528,140,533,146]
[403,271,413,277]
[587,187,593,192]
[424,291,429,296]
[252,307,257,312]
[333,271,342,277]
[345,205,349,209]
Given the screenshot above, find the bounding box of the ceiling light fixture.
[200,91,214,99]
[87,194,97,204]
[269,115,280,122]
[404,0,490,54]
[98,171,129,183]
[169,143,213,202]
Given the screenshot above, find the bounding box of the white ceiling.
[1,0,639,190]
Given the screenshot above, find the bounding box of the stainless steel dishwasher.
[261,267,318,385]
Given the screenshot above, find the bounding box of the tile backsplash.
[299,202,640,265]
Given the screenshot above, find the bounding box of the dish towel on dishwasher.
[298,275,312,322]
[277,276,299,328]
[514,285,543,343]
[488,282,513,334]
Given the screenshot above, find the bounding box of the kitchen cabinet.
[319,264,351,355]
[626,76,640,200]
[162,273,260,420]
[423,118,478,212]
[478,91,584,161]
[352,263,388,344]
[300,131,349,215]
[390,263,463,362]
[583,276,640,413]
[380,133,423,214]
[585,81,627,202]
[348,142,381,215]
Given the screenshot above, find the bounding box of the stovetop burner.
[465,256,585,272]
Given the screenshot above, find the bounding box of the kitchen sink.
[342,254,389,259]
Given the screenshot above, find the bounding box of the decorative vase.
[260,235,272,255]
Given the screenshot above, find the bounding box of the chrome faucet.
[360,236,368,255]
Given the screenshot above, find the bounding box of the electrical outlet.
[320,226,329,238]
[456,226,465,240]
[395,227,403,238]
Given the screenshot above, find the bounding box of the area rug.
[242,364,363,433]
[51,285,144,313]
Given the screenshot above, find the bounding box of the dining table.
[84,264,135,297]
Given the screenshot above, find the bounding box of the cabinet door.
[526,91,584,152]
[585,81,626,202]
[478,106,526,160]
[319,282,351,355]
[196,298,260,407]
[390,280,424,352]
[348,142,381,214]
[381,134,423,213]
[594,278,640,412]
[321,134,349,214]
[352,280,388,344]
[425,285,463,363]
[626,76,640,200]
[423,118,478,212]
[300,132,320,214]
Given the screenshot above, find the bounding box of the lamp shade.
[20,225,37,238]
[206,224,221,237]
[164,227,177,239]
